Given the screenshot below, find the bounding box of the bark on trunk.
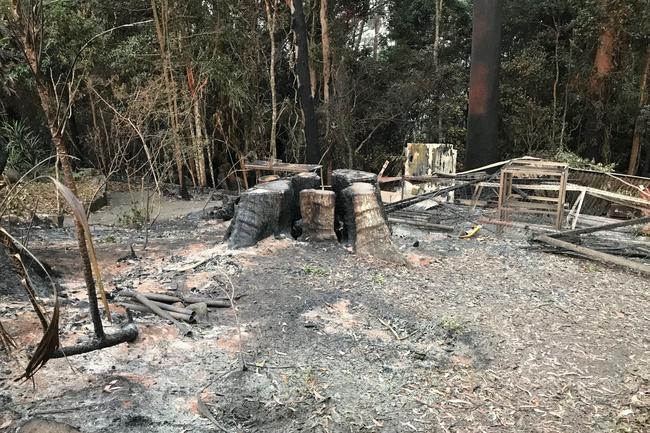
[465,0,502,170]
[320,0,333,179]
[341,182,402,262]
[225,179,294,248]
[331,169,387,242]
[264,0,279,160]
[320,0,331,105]
[628,44,650,175]
[291,171,321,219]
[300,189,337,241]
[290,0,320,164]
[10,0,105,339]
[585,0,618,162]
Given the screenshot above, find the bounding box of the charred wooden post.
[342,182,403,262]
[300,189,337,241]
[225,179,294,248]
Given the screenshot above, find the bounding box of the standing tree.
[628,44,650,175]
[465,0,502,170]
[7,0,106,339]
[289,0,320,164]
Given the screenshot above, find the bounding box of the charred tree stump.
[299,189,336,241]
[225,179,294,248]
[332,169,387,241]
[341,182,402,261]
[291,172,321,219]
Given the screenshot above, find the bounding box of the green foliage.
[117,203,149,229]
[551,149,616,172]
[0,120,48,172]
[1,0,648,181]
[302,264,328,277]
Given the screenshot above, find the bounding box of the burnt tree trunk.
[225,179,294,248]
[291,171,321,219]
[300,189,336,241]
[290,0,320,164]
[332,169,386,241]
[341,183,402,262]
[465,0,502,170]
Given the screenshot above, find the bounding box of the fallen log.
[119,302,196,323]
[50,324,138,359]
[133,293,191,334]
[300,189,337,241]
[182,295,233,308]
[534,234,650,276]
[120,291,235,308]
[547,215,650,239]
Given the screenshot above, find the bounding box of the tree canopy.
[1,0,648,186]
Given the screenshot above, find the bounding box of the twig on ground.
[196,395,229,433]
[217,268,246,371]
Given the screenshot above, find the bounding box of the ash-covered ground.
[1,203,649,433]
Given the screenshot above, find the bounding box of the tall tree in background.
[264,0,280,161]
[320,0,332,172]
[585,0,618,163]
[627,44,649,175]
[290,0,320,164]
[466,0,502,169]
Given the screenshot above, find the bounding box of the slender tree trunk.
[585,0,617,162]
[320,0,331,105]
[264,0,279,161]
[309,12,318,99]
[10,0,105,339]
[373,14,380,60]
[193,96,207,187]
[320,0,333,175]
[290,0,320,164]
[433,0,443,143]
[551,19,560,147]
[355,19,364,52]
[465,0,502,169]
[628,44,650,175]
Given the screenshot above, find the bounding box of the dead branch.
[50,324,138,359]
[534,234,650,276]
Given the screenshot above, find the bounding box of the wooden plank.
[570,189,587,230]
[478,182,585,192]
[500,208,558,216]
[505,198,557,211]
[527,196,560,203]
[547,215,650,239]
[555,169,568,230]
[585,187,650,210]
[535,234,650,276]
[388,217,454,232]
